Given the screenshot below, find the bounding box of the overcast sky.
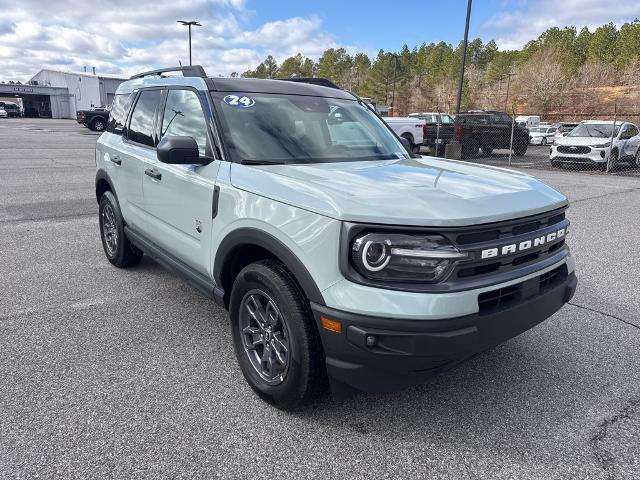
[1,0,639,81]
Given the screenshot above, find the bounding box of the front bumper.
[551,146,609,164]
[530,137,549,145]
[312,266,577,393]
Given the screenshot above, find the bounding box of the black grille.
[558,145,590,154]
[478,284,520,313]
[478,265,567,314]
[450,208,569,282]
[539,265,566,291]
[453,210,565,246]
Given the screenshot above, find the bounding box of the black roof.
[205,77,356,100]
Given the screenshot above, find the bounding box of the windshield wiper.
[241,159,287,165]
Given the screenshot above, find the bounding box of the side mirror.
[157,136,202,164]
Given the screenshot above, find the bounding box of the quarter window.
[160,89,210,157]
[107,93,132,134]
[127,90,162,147]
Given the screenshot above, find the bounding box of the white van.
[515,115,541,129]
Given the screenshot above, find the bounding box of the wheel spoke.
[271,339,287,366]
[246,295,269,328]
[265,301,279,327]
[272,332,288,355]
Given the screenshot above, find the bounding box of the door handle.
[110,155,121,166]
[145,168,162,181]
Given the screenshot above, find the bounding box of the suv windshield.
[568,123,620,138]
[212,93,408,164]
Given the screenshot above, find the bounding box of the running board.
[124,226,225,307]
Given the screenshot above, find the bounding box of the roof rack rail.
[278,77,342,90]
[129,65,207,80]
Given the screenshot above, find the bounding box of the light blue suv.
[95,66,577,409]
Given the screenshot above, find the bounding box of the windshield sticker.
[223,94,255,108]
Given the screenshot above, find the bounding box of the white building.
[18,69,126,119]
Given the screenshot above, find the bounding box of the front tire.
[609,149,619,169]
[99,191,143,268]
[629,148,639,167]
[481,146,493,156]
[230,260,326,409]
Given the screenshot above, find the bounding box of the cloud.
[482,0,640,49]
[0,0,342,81]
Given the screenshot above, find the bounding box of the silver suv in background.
[550,120,640,168]
[95,66,577,409]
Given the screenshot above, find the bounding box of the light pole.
[455,0,473,114]
[177,20,202,66]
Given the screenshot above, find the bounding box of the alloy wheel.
[101,203,118,256]
[239,289,291,385]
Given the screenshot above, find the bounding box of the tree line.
[239,21,640,115]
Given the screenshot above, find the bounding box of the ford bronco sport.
[95,66,577,409]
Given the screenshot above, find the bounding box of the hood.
[230,157,567,227]
[555,136,612,146]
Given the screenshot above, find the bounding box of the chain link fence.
[419,106,640,177]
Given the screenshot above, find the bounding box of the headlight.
[591,143,610,148]
[350,233,467,283]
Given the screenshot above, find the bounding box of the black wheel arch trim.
[95,169,116,203]
[213,228,325,307]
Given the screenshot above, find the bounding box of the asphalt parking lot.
[1,118,640,479]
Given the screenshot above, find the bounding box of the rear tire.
[513,139,528,156]
[462,139,479,159]
[99,191,143,268]
[230,260,327,409]
[541,138,547,146]
[481,146,493,156]
[401,134,416,153]
[91,118,106,132]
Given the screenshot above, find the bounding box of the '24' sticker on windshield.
[223,94,255,108]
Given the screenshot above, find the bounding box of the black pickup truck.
[76,107,110,132]
[454,110,529,159]
[409,112,455,155]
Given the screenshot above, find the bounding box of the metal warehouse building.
[0,69,125,119]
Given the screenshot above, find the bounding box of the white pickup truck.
[384,117,425,152]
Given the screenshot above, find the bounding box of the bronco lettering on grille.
[480,228,566,259]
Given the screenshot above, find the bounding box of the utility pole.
[391,54,398,116]
[503,71,516,111]
[177,20,202,66]
[455,0,473,114]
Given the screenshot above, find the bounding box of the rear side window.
[107,93,132,134]
[457,115,487,125]
[127,90,162,147]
